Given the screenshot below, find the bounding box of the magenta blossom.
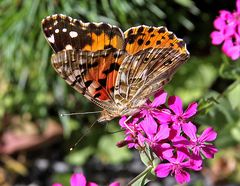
[182,122,218,158]
[155,151,201,184]
[52,173,119,186]
[140,90,171,124]
[211,0,240,60]
[118,90,218,184]
[168,96,198,131]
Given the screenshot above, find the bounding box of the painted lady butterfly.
[42,14,189,122]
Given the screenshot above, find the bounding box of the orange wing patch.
[51,48,126,102]
[83,49,126,101]
[81,22,124,51]
[42,14,124,53]
[124,26,188,55]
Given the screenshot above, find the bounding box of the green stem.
[127,165,153,186]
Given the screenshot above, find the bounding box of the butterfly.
[42,14,189,122]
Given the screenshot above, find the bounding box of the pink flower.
[168,96,198,129]
[211,0,240,60]
[140,90,171,124]
[182,123,218,159]
[70,173,97,186]
[52,173,119,186]
[119,115,142,148]
[155,151,191,184]
[117,90,218,184]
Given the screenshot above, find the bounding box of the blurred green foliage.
[1,0,240,185]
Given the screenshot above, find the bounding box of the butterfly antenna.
[60,111,102,116]
[69,119,98,151]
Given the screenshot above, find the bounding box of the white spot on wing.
[69,31,78,38]
[65,44,73,50]
[55,29,59,33]
[62,28,67,32]
[47,34,55,43]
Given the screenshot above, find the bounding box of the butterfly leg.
[123,115,134,134]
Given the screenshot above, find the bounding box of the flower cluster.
[53,173,120,186]
[118,90,218,184]
[210,0,240,60]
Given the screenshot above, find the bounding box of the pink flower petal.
[168,96,183,115]
[210,31,224,45]
[70,173,87,186]
[213,17,226,30]
[151,90,167,107]
[172,135,189,147]
[170,124,181,137]
[219,10,233,20]
[119,116,127,128]
[109,181,120,186]
[238,25,240,35]
[87,182,98,186]
[176,151,189,163]
[198,127,217,142]
[153,109,172,124]
[52,184,62,186]
[237,0,240,12]
[222,39,235,59]
[182,122,197,141]
[182,102,198,119]
[155,163,172,178]
[225,24,236,37]
[175,169,190,184]
[140,113,158,137]
[154,124,170,142]
[227,45,240,60]
[201,144,218,159]
[187,156,203,171]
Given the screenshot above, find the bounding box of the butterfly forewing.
[42,14,125,52]
[113,26,190,109]
[124,26,188,55]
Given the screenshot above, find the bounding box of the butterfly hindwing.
[42,14,127,109]
[51,47,128,105]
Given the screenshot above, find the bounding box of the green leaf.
[231,120,240,142]
[131,171,152,186]
[97,131,132,164]
[166,56,218,103]
[220,55,240,79]
[174,0,194,8]
[66,146,94,165]
[226,81,240,109]
[139,144,153,167]
[52,173,71,186]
